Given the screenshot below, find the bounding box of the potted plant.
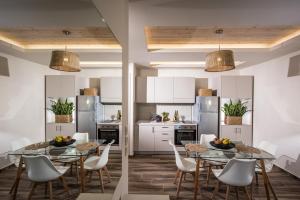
[221,99,248,125]
[48,98,75,123]
[161,112,170,122]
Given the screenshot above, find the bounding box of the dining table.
[181,140,278,200]
[8,139,106,200]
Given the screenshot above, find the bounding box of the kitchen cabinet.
[100,77,122,103]
[46,75,75,98]
[46,123,76,141]
[135,77,155,103]
[220,125,252,146]
[138,125,174,151]
[138,125,155,151]
[173,77,195,103]
[155,77,174,103]
[221,76,253,99]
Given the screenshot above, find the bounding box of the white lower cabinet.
[138,125,174,151]
[46,123,76,141]
[220,125,252,146]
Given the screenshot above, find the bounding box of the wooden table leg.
[260,159,270,200]
[80,156,85,192]
[266,171,278,200]
[11,156,24,200]
[194,158,201,200]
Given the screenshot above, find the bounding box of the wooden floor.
[1,154,300,199]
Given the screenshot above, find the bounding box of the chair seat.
[83,156,104,170]
[212,169,222,177]
[55,165,70,175]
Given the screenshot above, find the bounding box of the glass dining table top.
[7,139,106,158]
[181,140,275,161]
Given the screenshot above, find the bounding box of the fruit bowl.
[49,136,76,147]
[209,141,235,149]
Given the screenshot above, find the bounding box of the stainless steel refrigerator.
[193,96,219,139]
[76,96,102,139]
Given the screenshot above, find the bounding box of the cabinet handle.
[162,133,169,135]
[60,126,62,131]
[162,127,169,129]
[162,139,169,142]
[152,127,154,133]
[56,126,58,131]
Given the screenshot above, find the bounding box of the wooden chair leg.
[244,186,251,200]
[59,176,70,196]
[97,169,105,193]
[104,166,111,183]
[206,165,212,186]
[211,180,219,199]
[255,172,259,185]
[48,181,53,200]
[174,169,180,184]
[176,171,184,199]
[235,187,239,199]
[267,175,278,200]
[75,162,79,184]
[225,185,230,200]
[27,182,37,200]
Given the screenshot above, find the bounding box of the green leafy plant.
[48,98,75,115]
[221,99,248,117]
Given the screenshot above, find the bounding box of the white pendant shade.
[49,50,81,72]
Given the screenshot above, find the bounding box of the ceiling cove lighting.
[150,61,244,68]
[205,29,235,72]
[49,30,80,72]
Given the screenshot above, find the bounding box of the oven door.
[175,130,196,145]
[98,129,119,145]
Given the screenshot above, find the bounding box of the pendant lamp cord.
[62,30,70,51]
[216,29,223,51]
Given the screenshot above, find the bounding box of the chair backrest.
[169,140,189,171]
[95,140,115,169]
[23,155,61,182]
[10,138,32,166]
[257,140,278,172]
[72,132,89,142]
[217,159,256,186]
[200,134,216,147]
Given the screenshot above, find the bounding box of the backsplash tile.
[156,104,193,121]
[103,105,122,120]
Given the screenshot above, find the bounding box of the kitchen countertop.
[136,120,198,126]
[97,120,122,125]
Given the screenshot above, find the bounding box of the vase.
[55,115,73,123]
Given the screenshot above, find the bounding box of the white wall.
[240,50,300,178]
[0,53,58,153]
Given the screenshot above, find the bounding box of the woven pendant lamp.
[205,29,235,72]
[49,30,81,72]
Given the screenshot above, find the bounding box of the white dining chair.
[23,155,70,200]
[169,140,200,198]
[72,132,89,143]
[83,140,115,192]
[255,140,278,185]
[200,134,226,186]
[212,158,256,200]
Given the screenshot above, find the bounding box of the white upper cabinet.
[100,77,122,103]
[154,77,174,103]
[221,76,253,99]
[46,75,75,98]
[136,77,155,103]
[136,76,195,103]
[173,77,195,103]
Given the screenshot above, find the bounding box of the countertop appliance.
[97,123,120,145]
[193,96,219,139]
[76,96,102,140]
[174,124,197,145]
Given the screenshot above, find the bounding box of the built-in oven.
[174,125,197,145]
[97,124,119,145]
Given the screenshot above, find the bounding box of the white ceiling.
[0,0,300,69]
[129,0,300,68]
